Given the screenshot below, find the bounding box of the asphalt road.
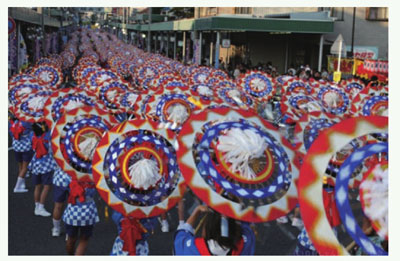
[8,134,303,255]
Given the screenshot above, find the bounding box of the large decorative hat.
[281,93,323,122]
[237,71,275,102]
[43,88,100,129]
[282,77,314,96]
[144,92,201,131]
[177,107,301,222]
[340,78,365,99]
[31,64,63,89]
[351,85,388,117]
[217,87,255,111]
[92,119,186,218]
[51,106,119,182]
[315,84,353,118]
[8,81,43,106]
[298,116,388,255]
[14,90,53,123]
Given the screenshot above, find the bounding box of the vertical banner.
[192,39,200,65]
[18,32,28,70]
[186,37,191,64]
[34,37,41,62]
[8,31,17,72]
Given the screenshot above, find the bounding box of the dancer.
[51,167,71,236]
[174,205,255,255]
[9,114,34,193]
[29,122,57,216]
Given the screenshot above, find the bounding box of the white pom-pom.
[126,93,139,105]
[217,128,267,180]
[227,89,245,106]
[197,85,213,97]
[106,89,118,100]
[28,96,47,111]
[251,78,266,91]
[18,87,32,96]
[197,74,207,83]
[324,92,340,107]
[65,100,84,111]
[78,135,99,160]
[128,158,161,190]
[166,103,189,127]
[359,165,388,239]
[40,71,52,82]
[298,101,321,113]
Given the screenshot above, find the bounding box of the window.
[366,7,388,21]
[235,7,251,14]
[331,7,344,21]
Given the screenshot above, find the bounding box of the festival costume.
[10,119,34,161]
[110,210,158,256]
[173,222,255,255]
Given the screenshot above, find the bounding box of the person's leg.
[75,235,90,255]
[65,225,78,255]
[19,160,29,178]
[66,236,78,255]
[14,153,28,192]
[75,226,93,255]
[40,185,51,205]
[34,184,42,207]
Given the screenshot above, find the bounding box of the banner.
[346,46,379,60]
[327,55,354,76]
[192,39,200,65]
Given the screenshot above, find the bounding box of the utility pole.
[147,7,152,53]
[42,8,46,57]
[351,7,356,57]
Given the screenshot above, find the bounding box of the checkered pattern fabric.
[29,153,58,175]
[297,227,316,251]
[12,134,32,152]
[63,187,100,226]
[63,200,100,226]
[111,236,149,256]
[52,168,71,188]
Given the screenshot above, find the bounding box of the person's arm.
[186,205,208,228]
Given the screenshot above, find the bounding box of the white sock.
[15,177,24,188]
[53,219,61,229]
[179,220,185,226]
[35,202,39,209]
[162,219,168,225]
[38,203,44,210]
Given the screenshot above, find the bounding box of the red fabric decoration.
[120,217,147,255]
[10,121,24,140]
[68,180,86,204]
[323,189,341,227]
[32,134,48,158]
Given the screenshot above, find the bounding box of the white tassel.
[227,89,245,106]
[78,135,99,160]
[128,158,161,190]
[197,74,207,83]
[197,85,213,97]
[359,165,388,239]
[298,101,321,113]
[18,87,32,96]
[217,128,267,180]
[251,78,266,91]
[65,100,84,111]
[324,92,340,107]
[145,68,155,77]
[126,93,139,105]
[106,90,118,101]
[166,103,189,126]
[28,96,47,111]
[40,71,52,82]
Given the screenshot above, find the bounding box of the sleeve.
[111,210,124,227]
[239,222,256,255]
[173,223,199,255]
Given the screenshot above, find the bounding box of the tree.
[168,7,194,19]
[90,13,98,25]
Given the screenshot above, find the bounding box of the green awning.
[124,15,334,34]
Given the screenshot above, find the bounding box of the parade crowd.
[8,27,388,256]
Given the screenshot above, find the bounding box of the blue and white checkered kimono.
[52,167,72,188]
[10,120,33,152]
[28,132,58,175]
[62,186,100,226]
[110,210,158,256]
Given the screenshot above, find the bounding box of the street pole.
[198,31,202,65]
[173,32,177,60]
[318,34,324,72]
[147,7,152,53]
[215,31,220,69]
[183,31,186,63]
[337,39,342,72]
[351,7,356,57]
[16,21,20,72]
[166,31,170,58]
